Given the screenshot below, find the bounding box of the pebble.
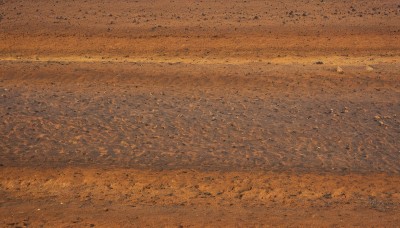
[336,66,344,74]
[366,65,374,72]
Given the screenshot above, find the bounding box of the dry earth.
[1,0,400,227]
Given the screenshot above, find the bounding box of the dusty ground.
[1,0,400,227]
[1,168,400,227]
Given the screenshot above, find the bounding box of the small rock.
[374,116,385,126]
[336,66,344,74]
[323,193,332,199]
[315,61,324,65]
[366,65,374,72]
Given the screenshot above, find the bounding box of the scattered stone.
[336,66,344,74]
[366,65,374,72]
[322,193,332,199]
[374,115,385,126]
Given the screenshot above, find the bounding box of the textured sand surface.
[1,0,400,226]
[1,168,400,227]
[1,62,400,174]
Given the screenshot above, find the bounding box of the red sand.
[1,0,399,226]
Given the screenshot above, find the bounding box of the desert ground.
[1,0,400,226]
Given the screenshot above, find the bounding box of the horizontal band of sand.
[1,34,399,65]
[2,167,399,204]
[1,167,399,226]
[1,55,399,66]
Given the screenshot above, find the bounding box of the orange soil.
[1,0,400,226]
[1,168,400,227]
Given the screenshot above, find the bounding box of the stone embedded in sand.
[366,65,374,72]
[374,115,385,126]
[336,66,344,74]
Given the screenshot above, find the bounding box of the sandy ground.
[1,0,400,226]
[1,168,400,227]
